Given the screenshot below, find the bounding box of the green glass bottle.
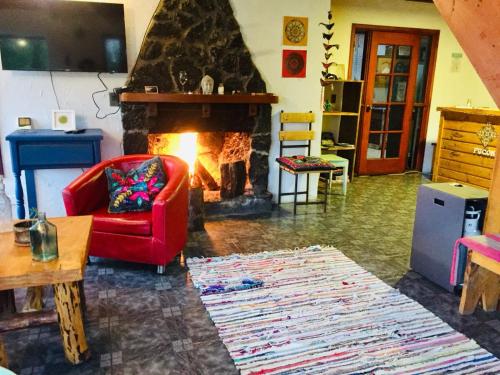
[29,212,58,262]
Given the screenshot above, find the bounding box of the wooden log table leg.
[0,336,8,368]
[0,290,16,319]
[459,251,500,315]
[22,286,45,312]
[53,281,90,364]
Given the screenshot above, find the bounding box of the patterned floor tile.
[2,174,499,374]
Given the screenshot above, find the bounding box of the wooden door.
[358,31,420,175]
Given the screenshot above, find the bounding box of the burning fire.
[176,132,198,174]
[148,132,198,174]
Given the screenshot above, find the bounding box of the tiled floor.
[3,174,499,374]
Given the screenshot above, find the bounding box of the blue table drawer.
[18,142,97,168]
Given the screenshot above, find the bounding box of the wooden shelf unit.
[320,80,364,180]
[323,111,359,117]
[322,145,356,152]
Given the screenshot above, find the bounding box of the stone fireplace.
[148,131,252,198]
[119,0,276,216]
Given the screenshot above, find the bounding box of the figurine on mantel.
[201,75,214,94]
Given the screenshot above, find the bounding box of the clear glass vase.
[0,176,13,233]
[29,212,58,262]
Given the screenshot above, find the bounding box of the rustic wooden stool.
[456,234,500,315]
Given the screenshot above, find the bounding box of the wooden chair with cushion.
[276,111,343,214]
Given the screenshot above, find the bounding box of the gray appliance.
[410,182,488,292]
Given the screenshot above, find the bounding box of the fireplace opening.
[148,131,252,202]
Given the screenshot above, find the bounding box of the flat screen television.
[0,0,127,73]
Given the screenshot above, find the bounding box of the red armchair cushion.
[105,156,167,213]
[92,205,152,236]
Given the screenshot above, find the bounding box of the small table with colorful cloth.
[450,234,500,315]
[276,156,344,214]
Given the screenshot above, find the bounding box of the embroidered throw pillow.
[105,156,167,213]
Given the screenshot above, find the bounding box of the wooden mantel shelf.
[120,92,278,104]
[119,92,279,118]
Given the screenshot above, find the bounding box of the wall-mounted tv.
[0,0,128,73]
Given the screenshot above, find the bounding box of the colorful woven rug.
[187,245,500,374]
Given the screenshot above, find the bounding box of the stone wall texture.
[121,0,271,196]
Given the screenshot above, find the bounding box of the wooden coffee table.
[0,216,93,366]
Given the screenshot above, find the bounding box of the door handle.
[366,105,372,113]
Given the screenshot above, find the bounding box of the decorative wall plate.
[282,49,307,78]
[283,16,308,46]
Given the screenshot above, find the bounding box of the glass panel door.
[358,31,420,174]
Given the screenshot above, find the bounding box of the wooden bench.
[457,234,500,315]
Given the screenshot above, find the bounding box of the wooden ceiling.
[433,0,500,106]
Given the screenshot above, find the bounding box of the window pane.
[376,44,393,74]
[415,36,431,103]
[408,107,424,169]
[377,44,393,57]
[370,106,387,131]
[388,105,405,131]
[352,32,366,81]
[391,76,408,102]
[367,133,384,159]
[386,133,401,158]
[394,45,411,73]
[373,76,390,102]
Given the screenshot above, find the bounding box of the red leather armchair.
[62,154,189,272]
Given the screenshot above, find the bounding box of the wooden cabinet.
[321,80,364,179]
[432,107,499,190]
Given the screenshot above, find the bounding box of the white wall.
[233,0,330,203]
[331,0,497,173]
[0,0,161,217]
[0,0,329,217]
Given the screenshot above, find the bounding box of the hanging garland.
[320,11,339,86]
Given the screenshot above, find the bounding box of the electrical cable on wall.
[49,71,61,110]
[92,72,120,119]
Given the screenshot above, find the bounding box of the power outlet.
[109,92,119,107]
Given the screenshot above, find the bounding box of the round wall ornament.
[285,19,305,43]
[282,49,307,78]
[283,16,308,46]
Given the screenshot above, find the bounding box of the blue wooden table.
[6,129,103,219]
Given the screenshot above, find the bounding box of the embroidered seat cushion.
[105,156,167,213]
[276,155,343,174]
